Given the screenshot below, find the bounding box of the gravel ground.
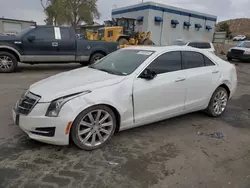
[0,61,249,188]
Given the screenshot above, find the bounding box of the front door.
[133,51,187,124]
[21,27,74,62]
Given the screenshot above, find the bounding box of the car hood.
[29,67,126,102]
[230,46,250,51]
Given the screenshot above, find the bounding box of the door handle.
[175,77,186,82]
[212,70,219,74]
[52,42,58,47]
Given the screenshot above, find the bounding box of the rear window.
[188,42,211,49]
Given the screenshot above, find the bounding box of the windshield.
[89,49,155,75]
[237,41,250,48]
[171,40,187,46]
[16,27,34,37]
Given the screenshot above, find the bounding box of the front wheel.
[142,39,154,45]
[206,87,229,117]
[89,53,105,65]
[71,105,117,150]
[0,52,18,73]
[227,57,232,61]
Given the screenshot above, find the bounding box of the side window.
[147,51,182,74]
[60,28,71,40]
[29,28,54,40]
[108,31,113,37]
[182,51,205,69]
[204,55,215,66]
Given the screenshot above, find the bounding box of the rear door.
[181,51,220,110]
[55,27,76,61]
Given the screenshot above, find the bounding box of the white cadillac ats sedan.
[13,46,237,150]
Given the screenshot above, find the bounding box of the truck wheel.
[0,52,18,73]
[142,39,154,45]
[118,38,129,45]
[227,57,232,61]
[71,105,117,150]
[89,53,105,65]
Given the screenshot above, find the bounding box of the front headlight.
[45,91,91,117]
[244,50,250,55]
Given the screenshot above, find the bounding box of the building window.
[205,25,212,31]
[183,21,191,30]
[195,23,202,30]
[171,20,179,28]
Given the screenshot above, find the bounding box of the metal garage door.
[3,22,22,34]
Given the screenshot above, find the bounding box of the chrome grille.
[16,92,41,115]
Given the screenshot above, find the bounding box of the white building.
[112,2,217,45]
[0,18,36,35]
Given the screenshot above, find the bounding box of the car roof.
[121,45,207,53]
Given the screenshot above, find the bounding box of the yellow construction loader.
[96,18,154,47]
[86,30,98,40]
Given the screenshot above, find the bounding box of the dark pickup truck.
[0,25,119,72]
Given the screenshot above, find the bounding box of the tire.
[0,51,18,73]
[79,62,88,66]
[118,38,129,45]
[89,53,105,65]
[71,105,117,150]
[142,39,154,45]
[206,87,229,117]
[227,57,232,61]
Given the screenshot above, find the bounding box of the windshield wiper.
[97,68,126,76]
[88,65,126,76]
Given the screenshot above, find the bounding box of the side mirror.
[27,35,35,42]
[139,69,157,80]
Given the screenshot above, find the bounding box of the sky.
[0,0,249,24]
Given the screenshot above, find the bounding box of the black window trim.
[181,51,217,69]
[203,54,216,66]
[137,50,184,77]
[181,51,205,69]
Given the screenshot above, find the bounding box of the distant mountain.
[217,18,250,37]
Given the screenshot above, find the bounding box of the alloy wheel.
[213,90,228,115]
[93,56,101,63]
[0,56,13,71]
[77,109,114,147]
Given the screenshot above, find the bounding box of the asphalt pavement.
[0,61,249,188]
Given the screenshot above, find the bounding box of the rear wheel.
[227,57,232,61]
[0,52,18,73]
[118,38,129,45]
[142,39,154,45]
[89,53,105,65]
[71,105,116,150]
[206,87,228,117]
